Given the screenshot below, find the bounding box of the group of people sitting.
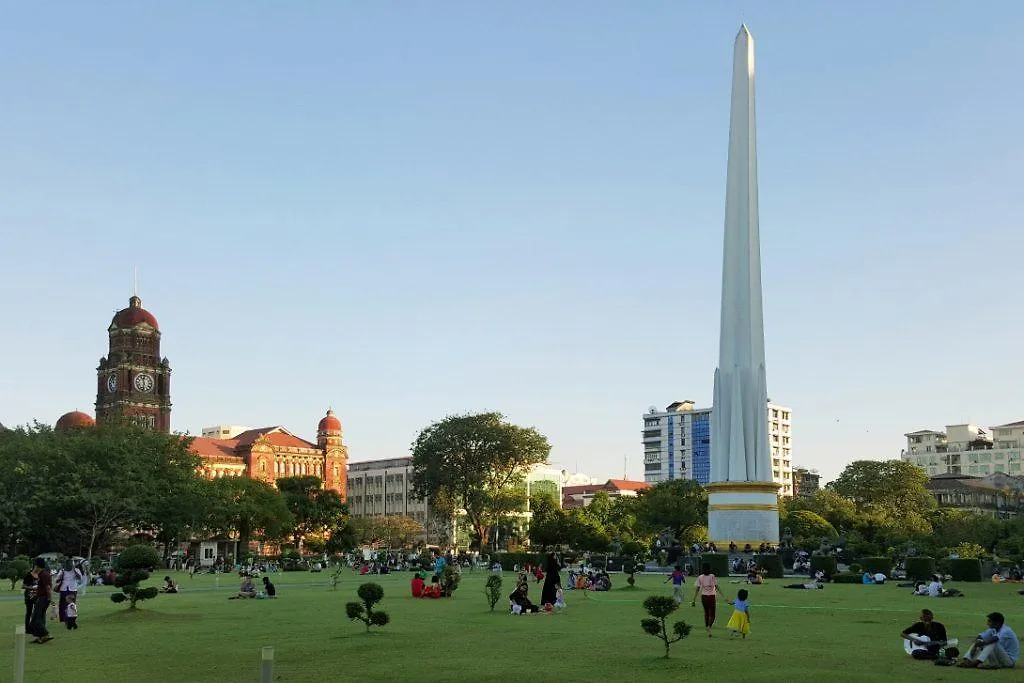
[902,608,1018,669]
[565,567,611,591]
[911,574,962,598]
[409,572,453,599]
[227,572,276,600]
[508,572,565,615]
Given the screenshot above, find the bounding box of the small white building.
[201,424,252,439]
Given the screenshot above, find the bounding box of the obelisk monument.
[707,25,779,547]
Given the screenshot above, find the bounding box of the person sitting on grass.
[901,608,947,660]
[411,572,426,598]
[509,583,540,615]
[229,574,257,600]
[958,612,1018,669]
[161,576,179,593]
[262,576,276,599]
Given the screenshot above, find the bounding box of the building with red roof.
[189,410,348,499]
[562,478,651,509]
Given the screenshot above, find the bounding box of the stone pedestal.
[707,481,780,547]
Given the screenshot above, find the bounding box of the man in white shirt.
[873,572,887,584]
[959,612,1019,669]
[927,577,942,597]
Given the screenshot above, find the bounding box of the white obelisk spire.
[708,25,777,546]
[711,24,770,484]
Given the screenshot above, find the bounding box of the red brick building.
[189,410,348,499]
[95,295,172,431]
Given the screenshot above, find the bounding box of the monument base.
[706,481,780,547]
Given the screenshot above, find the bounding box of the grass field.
[1,569,1022,681]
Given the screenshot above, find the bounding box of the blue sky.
[3,2,1023,484]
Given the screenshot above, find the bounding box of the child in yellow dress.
[726,589,751,638]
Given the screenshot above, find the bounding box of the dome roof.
[56,411,96,430]
[111,296,159,331]
[318,409,342,434]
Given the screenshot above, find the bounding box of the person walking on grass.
[691,563,724,637]
[665,565,686,604]
[28,558,54,644]
[726,588,752,638]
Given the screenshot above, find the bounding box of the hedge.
[904,556,936,582]
[857,557,892,575]
[832,572,863,584]
[941,558,982,582]
[754,554,784,579]
[491,552,543,571]
[809,556,837,578]
[701,553,730,577]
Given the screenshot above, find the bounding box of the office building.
[642,400,793,495]
[903,420,1024,477]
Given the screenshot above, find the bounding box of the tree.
[410,412,551,549]
[110,544,161,610]
[276,475,347,551]
[787,489,859,533]
[207,477,294,559]
[527,494,568,548]
[346,582,390,632]
[781,510,838,543]
[827,460,936,537]
[1,556,31,590]
[640,595,692,658]
[634,480,708,542]
[367,515,425,549]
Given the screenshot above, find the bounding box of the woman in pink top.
[691,563,724,637]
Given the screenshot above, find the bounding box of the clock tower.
[95,295,172,431]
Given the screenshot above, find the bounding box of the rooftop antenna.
[133,266,138,297]
[623,455,628,480]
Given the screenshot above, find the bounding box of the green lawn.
[1,570,1022,681]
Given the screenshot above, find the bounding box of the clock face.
[134,372,155,393]
[106,373,117,393]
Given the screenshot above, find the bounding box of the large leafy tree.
[827,460,936,537]
[366,515,425,549]
[527,494,568,548]
[634,479,708,542]
[8,420,202,558]
[276,475,347,551]
[786,489,859,533]
[207,477,293,559]
[410,412,551,549]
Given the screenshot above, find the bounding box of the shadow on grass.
[329,630,392,641]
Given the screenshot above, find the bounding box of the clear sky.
[3,2,1023,484]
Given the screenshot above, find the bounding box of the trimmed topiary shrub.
[848,563,862,574]
[484,574,503,611]
[858,557,892,575]
[754,555,783,579]
[1,556,32,590]
[640,595,693,658]
[701,553,729,578]
[809,556,837,578]
[346,582,389,632]
[110,544,161,610]
[943,558,982,582]
[904,557,936,582]
[831,572,862,584]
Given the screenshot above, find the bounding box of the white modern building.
[201,424,252,439]
[902,419,1024,477]
[642,400,793,496]
[346,457,454,546]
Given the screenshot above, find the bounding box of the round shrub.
[357,582,385,605]
[116,544,161,571]
[848,563,862,574]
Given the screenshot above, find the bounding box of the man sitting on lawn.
[901,609,947,660]
[958,612,1018,669]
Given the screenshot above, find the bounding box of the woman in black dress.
[540,552,562,605]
